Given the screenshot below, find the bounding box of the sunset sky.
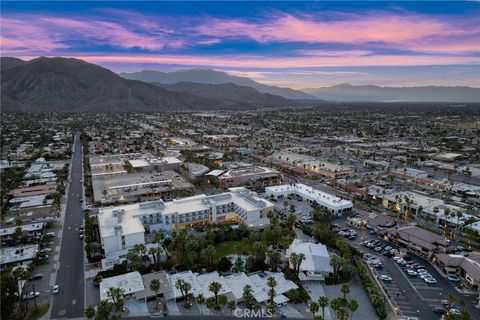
[1,1,479,88]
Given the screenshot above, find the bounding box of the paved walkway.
[166,301,181,316]
[302,281,334,320]
[323,277,377,320]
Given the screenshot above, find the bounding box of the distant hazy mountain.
[303,84,480,102]
[120,69,317,100]
[155,81,293,106]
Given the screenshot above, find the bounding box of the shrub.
[354,257,388,319]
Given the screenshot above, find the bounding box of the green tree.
[348,299,359,318]
[85,306,96,320]
[218,295,228,314]
[175,279,192,304]
[196,294,206,315]
[267,276,277,305]
[242,284,255,309]
[330,255,344,284]
[227,300,237,317]
[318,296,329,319]
[149,279,161,309]
[309,301,320,316]
[96,300,113,320]
[268,250,281,271]
[341,283,350,300]
[107,287,125,314]
[209,281,222,307]
[201,245,216,269]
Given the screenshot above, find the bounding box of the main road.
[51,131,85,318]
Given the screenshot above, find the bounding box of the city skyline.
[1,1,479,88]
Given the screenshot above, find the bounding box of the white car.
[53,285,59,295]
[380,275,393,282]
[23,292,40,300]
[424,277,437,284]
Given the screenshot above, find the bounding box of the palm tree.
[107,287,125,315]
[153,232,164,270]
[85,306,96,320]
[201,245,216,269]
[268,250,281,271]
[209,281,222,307]
[242,284,255,309]
[463,228,479,250]
[330,255,344,284]
[290,252,306,277]
[309,301,320,316]
[227,300,236,318]
[266,276,277,305]
[341,283,350,300]
[318,296,329,319]
[149,279,161,309]
[232,256,244,272]
[196,294,206,315]
[218,295,228,314]
[348,299,359,319]
[330,297,343,315]
[454,211,463,239]
[175,279,192,304]
[126,251,140,271]
[446,294,456,310]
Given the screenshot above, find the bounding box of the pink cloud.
[195,12,478,54]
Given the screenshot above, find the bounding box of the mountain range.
[120,69,316,100]
[1,57,301,112]
[1,56,479,112]
[304,84,480,102]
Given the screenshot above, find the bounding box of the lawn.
[213,239,251,262]
[213,234,294,262]
[30,304,49,320]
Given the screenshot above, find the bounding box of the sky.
[1,1,479,88]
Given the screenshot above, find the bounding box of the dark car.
[433,306,446,314]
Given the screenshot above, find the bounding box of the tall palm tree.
[341,284,350,300]
[268,250,281,271]
[196,294,206,315]
[318,296,329,319]
[227,300,236,318]
[149,279,161,309]
[309,301,319,316]
[175,279,192,304]
[153,232,164,270]
[209,281,222,307]
[218,295,228,315]
[348,299,359,319]
[201,245,216,269]
[266,276,277,305]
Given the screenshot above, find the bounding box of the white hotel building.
[265,183,353,216]
[98,187,274,256]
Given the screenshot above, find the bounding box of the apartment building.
[97,188,274,256]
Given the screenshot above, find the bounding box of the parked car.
[53,285,59,295]
[23,292,40,300]
[79,234,84,239]
[424,277,437,284]
[29,274,43,281]
[447,275,461,282]
[380,275,393,282]
[433,306,446,314]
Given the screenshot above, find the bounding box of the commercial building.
[97,188,274,256]
[218,166,282,189]
[0,244,39,270]
[266,183,353,216]
[384,226,452,258]
[286,239,333,281]
[7,194,56,222]
[434,253,480,290]
[389,167,429,181]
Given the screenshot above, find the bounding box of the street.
[50,131,85,319]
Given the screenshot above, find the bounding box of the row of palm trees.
[174,276,279,315]
[308,284,358,320]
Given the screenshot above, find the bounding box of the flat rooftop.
[221,166,279,178]
[1,244,39,265]
[99,271,145,301]
[92,170,193,203]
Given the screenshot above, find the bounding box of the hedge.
[354,256,388,319]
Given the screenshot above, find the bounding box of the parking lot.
[344,229,480,319]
